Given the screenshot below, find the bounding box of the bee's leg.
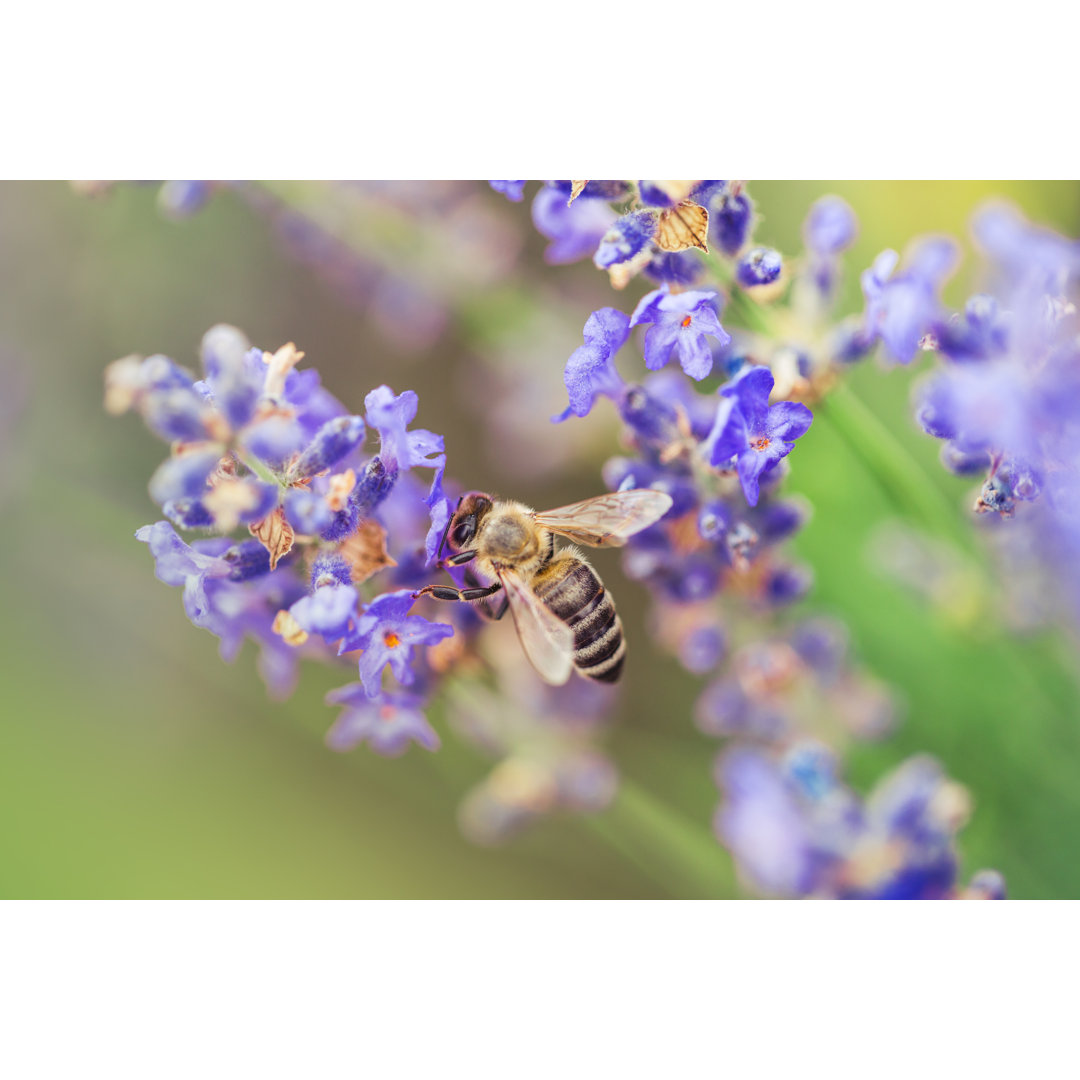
[440,549,477,568]
[462,567,509,622]
[412,582,503,603]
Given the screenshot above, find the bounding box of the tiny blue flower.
[240,414,306,469]
[363,386,444,475]
[803,195,857,255]
[350,456,397,518]
[708,188,754,256]
[290,582,359,642]
[424,467,454,566]
[325,688,440,756]
[629,289,731,381]
[162,498,215,530]
[715,746,817,896]
[311,553,353,589]
[142,385,212,443]
[861,238,958,364]
[554,307,631,422]
[489,180,527,202]
[939,441,990,476]
[549,181,631,201]
[593,210,658,269]
[702,366,813,506]
[736,247,783,287]
[637,181,678,208]
[531,185,617,265]
[147,448,222,507]
[643,251,703,287]
[291,414,366,479]
[340,589,454,696]
[136,520,233,625]
[283,487,334,535]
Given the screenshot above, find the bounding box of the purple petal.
[766,402,813,442]
[723,365,774,436]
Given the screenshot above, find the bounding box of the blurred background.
[1,180,1078,898]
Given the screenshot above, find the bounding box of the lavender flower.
[630,289,731,380]
[325,688,440,756]
[489,180,527,202]
[860,238,959,363]
[289,581,359,643]
[736,247,783,287]
[531,184,617,265]
[803,195,857,255]
[593,211,658,270]
[707,186,754,255]
[703,366,813,506]
[554,307,631,421]
[340,589,454,696]
[716,744,1001,899]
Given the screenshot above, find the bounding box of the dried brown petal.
[655,201,709,253]
[272,609,309,647]
[250,506,294,570]
[567,181,589,205]
[206,455,238,486]
[338,519,397,584]
[326,468,357,512]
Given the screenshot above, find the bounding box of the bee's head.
[442,492,494,556]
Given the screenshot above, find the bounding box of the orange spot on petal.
[383,630,401,648]
[681,315,693,328]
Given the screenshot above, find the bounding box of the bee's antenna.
[436,495,464,562]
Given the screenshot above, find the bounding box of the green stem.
[236,449,284,488]
[817,381,971,550]
[582,779,736,899]
[442,679,732,896]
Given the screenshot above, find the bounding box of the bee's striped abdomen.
[533,555,626,684]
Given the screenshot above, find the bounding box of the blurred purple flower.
[531,185,618,265]
[325,687,440,756]
[489,180,527,202]
[861,238,959,364]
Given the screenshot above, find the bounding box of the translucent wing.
[534,489,674,548]
[498,568,574,686]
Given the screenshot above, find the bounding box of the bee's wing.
[534,489,674,548]
[498,568,574,686]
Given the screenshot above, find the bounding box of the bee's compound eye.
[452,517,476,548]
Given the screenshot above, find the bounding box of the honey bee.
[413,489,673,685]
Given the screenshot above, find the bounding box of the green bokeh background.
[1,180,1077,898]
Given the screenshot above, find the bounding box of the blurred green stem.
[442,679,732,897]
[583,779,736,899]
[817,381,971,550]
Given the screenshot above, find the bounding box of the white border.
[0,902,1073,1079]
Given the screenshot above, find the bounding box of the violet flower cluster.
[530,180,1004,898]
[106,323,621,841]
[106,325,458,748]
[887,205,1080,630]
